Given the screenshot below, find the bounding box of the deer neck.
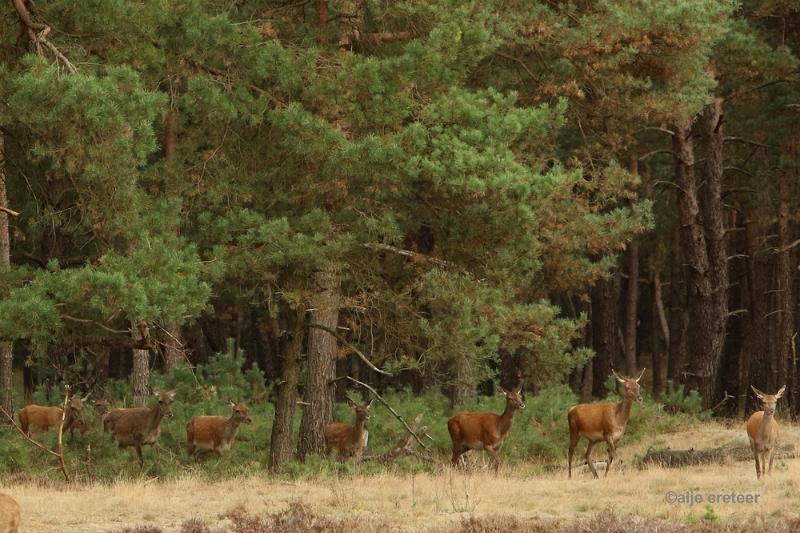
[759,411,775,441]
[352,417,367,441]
[148,404,166,431]
[498,403,517,435]
[225,414,243,440]
[615,396,634,429]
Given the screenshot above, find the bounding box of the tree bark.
[652,271,668,398]
[0,131,13,416]
[667,224,687,384]
[778,140,797,408]
[740,213,762,417]
[162,107,183,371]
[624,239,640,375]
[591,276,618,396]
[297,265,340,459]
[269,308,304,471]
[674,99,729,408]
[131,320,150,406]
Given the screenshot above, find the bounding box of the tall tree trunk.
[162,107,183,371]
[0,131,13,416]
[624,240,640,375]
[269,308,304,471]
[623,157,640,375]
[778,140,796,407]
[132,320,150,406]
[740,213,762,417]
[591,276,618,396]
[652,271,669,398]
[667,224,687,384]
[297,265,340,459]
[674,99,729,408]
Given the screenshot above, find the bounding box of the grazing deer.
[0,493,20,533]
[324,398,373,461]
[747,385,785,479]
[568,369,644,478]
[103,390,176,467]
[447,385,525,473]
[18,393,89,437]
[186,399,252,460]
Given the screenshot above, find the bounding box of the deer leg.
[451,446,465,469]
[584,441,598,479]
[488,445,502,475]
[603,436,616,477]
[568,432,579,479]
[135,445,144,468]
[768,448,775,475]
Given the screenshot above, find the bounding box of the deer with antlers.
[447,384,525,473]
[747,385,785,479]
[324,396,372,462]
[568,369,644,478]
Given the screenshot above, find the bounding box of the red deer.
[18,393,89,437]
[447,386,525,473]
[747,385,785,479]
[324,398,372,461]
[568,369,644,478]
[103,390,176,466]
[0,493,20,533]
[186,399,252,460]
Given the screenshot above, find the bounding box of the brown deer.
[747,385,785,479]
[18,393,89,437]
[324,398,373,461]
[103,390,176,467]
[447,386,525,473]
[186,399,252,460]
[568,369,644,478]
[0,493,20,533]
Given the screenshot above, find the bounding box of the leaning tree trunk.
[623,157,640,376]
[269,308,304,471]
[297,265,340,460]
[674,99,729,408]
[132,320,150,406]
[0,131,13,416]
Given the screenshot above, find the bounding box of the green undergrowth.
[0,352,706,483]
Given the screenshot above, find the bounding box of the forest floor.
[3,421,800,532]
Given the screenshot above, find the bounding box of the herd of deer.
[0,370,791,532]
[7,370,790,478]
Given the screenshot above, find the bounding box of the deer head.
[612,368,644,402]
[500,386,525,410]
[153,390,176,418]
[347,396,373,423]
[751,385,785,417]
[228,399,253,424]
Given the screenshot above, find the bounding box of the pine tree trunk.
[450,355,473,408]
[162,107,183,371]
[269,308,304,471]
[624,239,639,375]
[740,213,762,416]
[0,131,13,416]
[652,271,669,398]
[132,320,150,407]
[591,276,618,396]
[674,99,729,408]
[667,224,687,383]
[297,265,340,459]
[778,141,796,406]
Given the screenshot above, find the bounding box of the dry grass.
[3,421,800,532]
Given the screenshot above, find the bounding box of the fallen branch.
[344,376,429,451]
[638,442,796,469]
[306,322,391,376]
[0,385,71,481]
[362,242,449,268]
[0,206,19,217]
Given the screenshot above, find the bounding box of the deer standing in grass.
[568,369,643,478]
[18,393,89,437]
[447,385,525,473]
[0,493,20,533]
[186,399,252,460]
[324,398,372,462]
[747,385,785,479]
[103,390,175,467]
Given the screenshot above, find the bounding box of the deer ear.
[228,399,236,408]
[365,399,373,409]
[81,392,91,403]
[166,390,176,400]
[611,369,625,383]
[775,385,786,399]
[500,388,509,397]
[751,385,765,399]
[636,368,645,383]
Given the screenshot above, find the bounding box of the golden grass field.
[2,421,799,532]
